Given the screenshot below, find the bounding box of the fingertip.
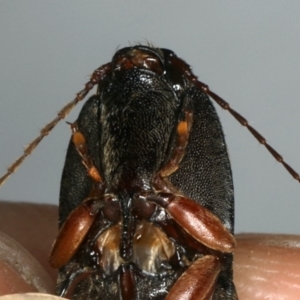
[0,231,55,296]
[234,234,300,299]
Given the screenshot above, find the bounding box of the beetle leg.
[69,122,102,183]
[166,255,221,300]
[49,198,102,269]
[151,104,235,252]
[148,193,235,253]
[119,263,137,300]
[165,51,300,182]
[159,111,193,177]
[50,118,108,268]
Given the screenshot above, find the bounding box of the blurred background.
[0,1,299,234]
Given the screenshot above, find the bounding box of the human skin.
[0,202,299,299]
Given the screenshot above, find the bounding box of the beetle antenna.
[201,86,300,183]
[167,54,300,183]
[0,63,112,187]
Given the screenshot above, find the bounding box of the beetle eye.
[112,48,164,75]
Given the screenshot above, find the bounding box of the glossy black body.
[58,46,236,299]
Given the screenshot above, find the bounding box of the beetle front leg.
[69,122,102,183]
[49,120,106,270]
[166,255,221,300]
[159,111,193,177]
[152,106,235,253]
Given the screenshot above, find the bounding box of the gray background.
[0,1,299,234]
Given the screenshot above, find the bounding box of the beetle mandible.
[1,45,299,299]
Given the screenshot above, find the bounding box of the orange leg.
[159,111,193,177]
[69,122,102,183]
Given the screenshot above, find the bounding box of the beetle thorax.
[100,70,179,190]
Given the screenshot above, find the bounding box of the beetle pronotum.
[0,45,299,299]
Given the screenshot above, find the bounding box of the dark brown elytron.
[49,45,238,299]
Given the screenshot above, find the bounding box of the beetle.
[0,45,298,299]
[48,45,237,299]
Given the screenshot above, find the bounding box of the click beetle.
[50,45,237,299]
[0,45,298,299]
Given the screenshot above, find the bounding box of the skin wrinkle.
[234,234,300,300]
